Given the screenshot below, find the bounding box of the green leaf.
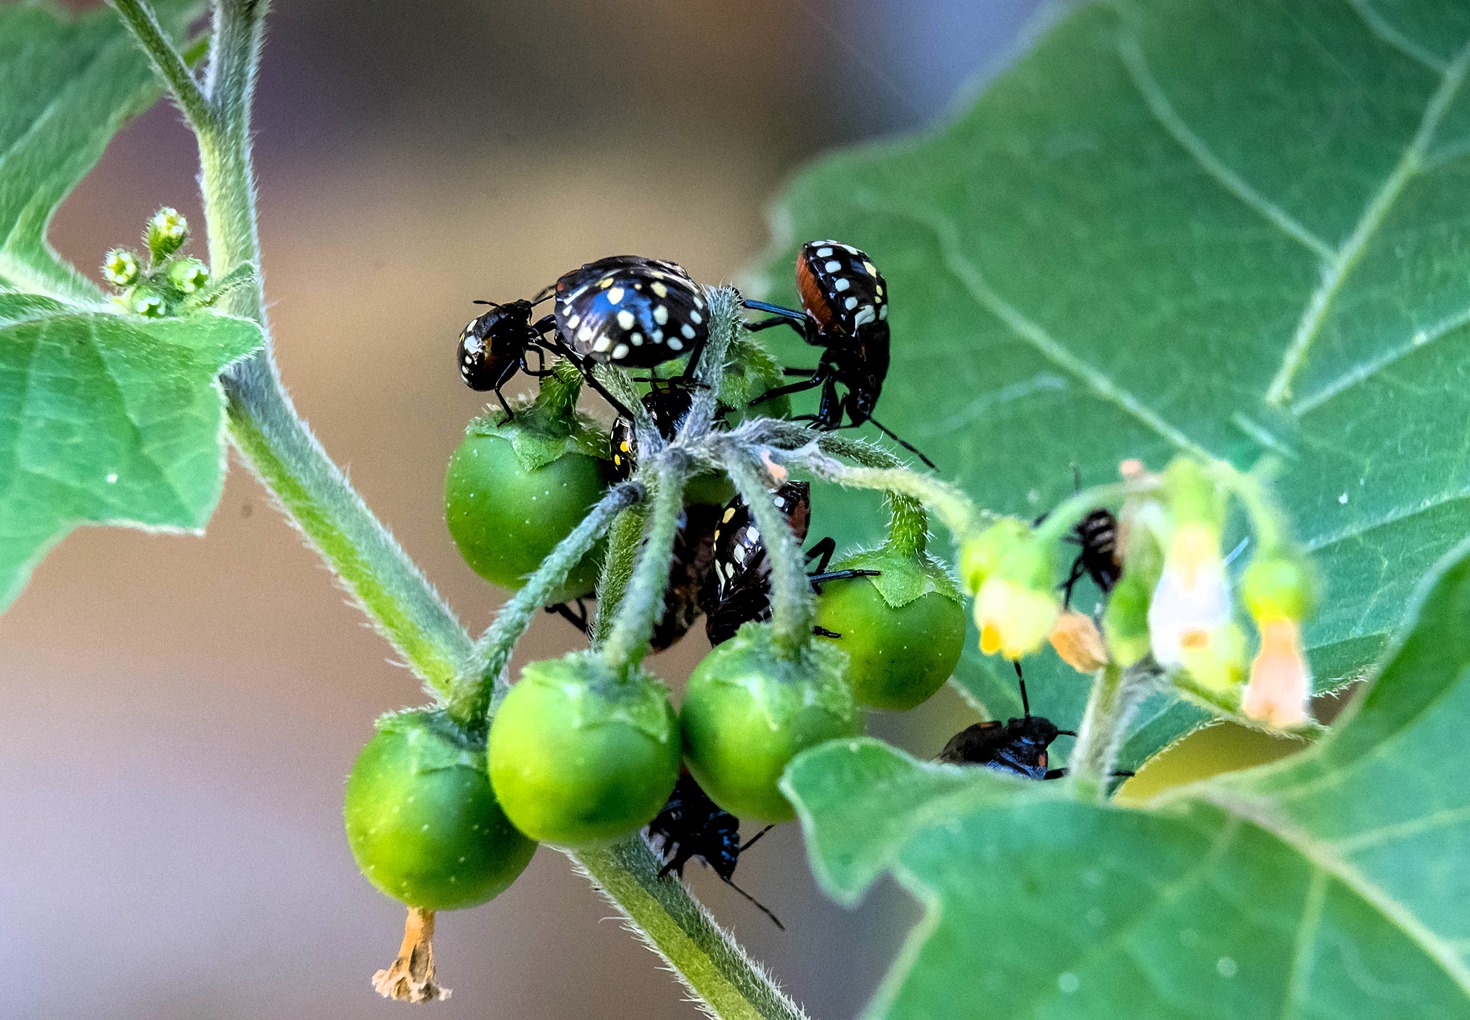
[0,3,263,611]
[0,1,195,303]
[754,0,1470,766]
[0,295,262,608]
[783,535,1470,1018]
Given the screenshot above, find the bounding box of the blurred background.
[0,1,1297,1017]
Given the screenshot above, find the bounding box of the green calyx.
[466,367,609,471]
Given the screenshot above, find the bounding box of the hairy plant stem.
[452,481,644,725]
[723,453,813,656]
[109,0,211,128]
[116,5,808,1015]
[569,839,805,1020]
[599,454,691,670]
[1070,661,1156,800]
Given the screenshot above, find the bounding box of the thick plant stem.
[724,453,812,656]
[451,481,644,724]
[600,456,691,669]
[1070,661,1154,801]
[570,840,807,1020]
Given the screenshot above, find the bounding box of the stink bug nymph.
[647,772,782,928]
[456,298,555,418]
[553,256,711,371]
[1063,507,1122,608]
[745,240,934,469]
[703,481,879,646]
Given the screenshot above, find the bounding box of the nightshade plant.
[4,1,1470,1017]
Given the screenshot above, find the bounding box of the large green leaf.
[0,2,263,610]
[783,535,1470,1018]
[754,0,1470,766]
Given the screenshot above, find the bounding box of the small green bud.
[1242,551,1315,623]
[960,518,1059,660]
[146,207,188,261]
[131,288,168,318]
[166,257,210,294]
[1159,457,1226,532]
[959,517,1037,593]
[101,248,141,288]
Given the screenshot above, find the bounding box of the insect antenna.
[739,824,775,854]
[721,875,785,930]
[1014,660,1032,719]
[472,299,503,308]
[867,414,937,470]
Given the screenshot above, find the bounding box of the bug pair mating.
[458,256,712,420]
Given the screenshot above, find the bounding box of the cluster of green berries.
[101,208,211,317]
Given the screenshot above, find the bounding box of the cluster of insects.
[440,240,1127,926]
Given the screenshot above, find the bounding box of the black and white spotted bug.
[455,298,554,418]
[745,240,934,469]
[609,385,695,481]
[553,256,710,369]
[702,481,878,646]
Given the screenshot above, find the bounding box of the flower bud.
[131,287,168,318]
[961,519,1059,661]
[166,257,211,294]
[959,517,1030,594]
[1050,610,1109,673]
[1241,550,1315,729]
[101,248,140,288]
[146,207,188,261]
[1243,618,1311,729]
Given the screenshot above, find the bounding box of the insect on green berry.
[344,710,537,911]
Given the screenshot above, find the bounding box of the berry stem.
[1070,660,1157,800]
[109,0,212,131]
[723,451,814,657]
[569,839,808,1020]
[592,504,649,645]
[599,454,691,671]
[451,481,644,726]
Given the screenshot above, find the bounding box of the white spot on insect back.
[689,310,702,324]
[629,332,644,345]
[607,286,625,304]
[854,305,876,326]
[825,260,841,273]
[747,527,760,543]
[652,281,669,297]
[577,325,594,344]
[834,277,850,292]
[612,343,630,359]
[654,305,669,325]
[816,246,833,257]
[879,304,889,320]
[844,296,859,310]
[667,337,684,351]
[681,323,696,339]
[593,334,612,353]
[863,261,877,275]
[617,310,636,330]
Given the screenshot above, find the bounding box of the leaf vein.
[1264,37,1470,405]
[1117,31,1335,261]
[1343,0,1451,74]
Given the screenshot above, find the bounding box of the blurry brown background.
[0,2,1051,1017]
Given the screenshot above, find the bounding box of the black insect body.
[647,772,782,929]
[651,503,721,652]
[745,240,934,469]
[1062,508,1122,609]
[456,298,555,418]
[554,255,711,372]
[703,481,878,646]
[610,385,695,481]
[938,665,1131,782]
